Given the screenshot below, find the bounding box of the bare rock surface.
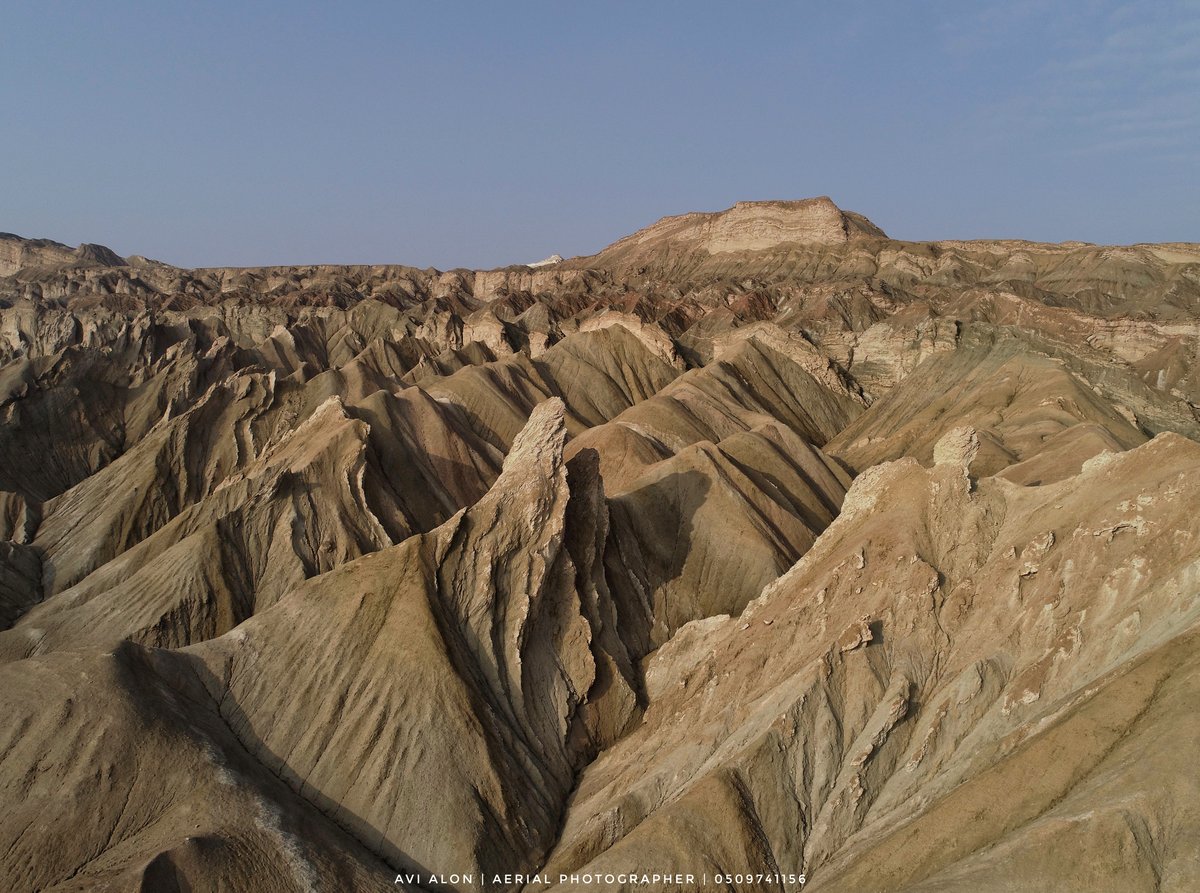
[0,202,1199,892]
[588,198,887,265]
[537,434,1200,892]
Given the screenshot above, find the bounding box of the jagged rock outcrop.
[0,400,639,891]
[536,433,1200,892]
[0,205,1198,893]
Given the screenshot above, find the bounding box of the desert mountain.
[578,198,888,267]
[1,198,1199,892]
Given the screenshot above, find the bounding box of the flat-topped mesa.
[703,197,887,251]
[0,233,125,276]
[597,196,887,260]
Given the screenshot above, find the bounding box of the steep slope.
[0,639,404,892]
[568,337,861,493]
[1,206,1199,893]
[0,386,503,659]
[0,401,626,890]
[179,399,636,886]
[424,326,679,450]
[0,542,39,631]
[538,432,1200,892]
[603,422,851,650]
[580,198,887,268]
[827,329,1149,481]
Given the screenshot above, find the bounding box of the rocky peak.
[493,396,569,490]
[74,243,125,267]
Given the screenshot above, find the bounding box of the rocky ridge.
[0,198,1198,892]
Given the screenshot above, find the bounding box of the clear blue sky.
[2,1,1197,268]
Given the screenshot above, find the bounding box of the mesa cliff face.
[1,199,1199,892]
[590,197,887,261]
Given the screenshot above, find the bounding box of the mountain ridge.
[1,200,1199,891]
[5,195,1197,279]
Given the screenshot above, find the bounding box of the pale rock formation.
[932,425,981,470]
[0,206,1198,893]
[595,197,886,260]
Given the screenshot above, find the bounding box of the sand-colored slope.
[604,423,850,651]
[0,210,1198,893]
[0,383,506,660]
[0,643,398,892]
[534,433,1200,891]
[424,326,680,450]
[828,330,1149,481]
[569,337,862,493]
[0,401,637,891]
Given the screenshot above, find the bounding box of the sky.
[2,1,1197,268]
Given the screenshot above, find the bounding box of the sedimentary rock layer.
[1,199,1198,892]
